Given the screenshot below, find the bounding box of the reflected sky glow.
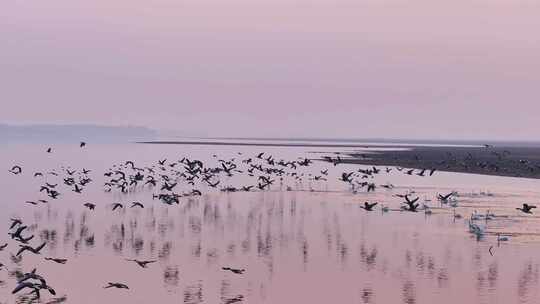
[2,143,540,303]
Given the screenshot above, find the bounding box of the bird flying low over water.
[10,224,33,242]
[9,165,22,174]
[17,242,47,256]
[45,257,68,264]
[12,281,56,300]
[438,192,454,203]
[84,203,96,210]
[222,267,245,274]
[360,202,378,211]
[402,195,420,212]
[517,203,536,214]
[131,202,144,208]
[10,218,23,229]
[104,282,129,289]
[341,172,354,183]
[125,259,157,268]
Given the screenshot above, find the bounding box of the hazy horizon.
[2,0,539,140]
[5,122,540,146]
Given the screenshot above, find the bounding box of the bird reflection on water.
[3,144,540,303]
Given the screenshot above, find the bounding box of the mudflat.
[331,145,540,179]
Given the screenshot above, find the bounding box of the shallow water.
[1,142,540,304]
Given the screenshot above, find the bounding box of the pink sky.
[1,0,539,140]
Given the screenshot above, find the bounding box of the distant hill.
[0,123,157,143]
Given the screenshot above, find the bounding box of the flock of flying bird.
[2,142,538,302]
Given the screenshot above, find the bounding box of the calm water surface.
[1,143,540,304]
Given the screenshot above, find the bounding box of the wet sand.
[331,146,540,179]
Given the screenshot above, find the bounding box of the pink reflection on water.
[1,143,540,303]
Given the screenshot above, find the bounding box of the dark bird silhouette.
[45,257,68,264]
[9,165,22,174]
[125,259,157,268]
[222,267,245,274]
[16,242,46,256]
[48,190,60,199]
[360,202,378,211]
[0,243,8,251]
[131,202,144,208]
[206,180,220,188]
[437,192,454,203]
[12,281,56,300]
[10,225,29,239]
[80,141,86,148]
[517,203,536,214]
[73,184,83,193]
[10,218,23,229]
[17,234,35,244]
[161,182,178,191]
[340,172,354,183]
[46,147,52,153]
[403,195,420,212]
[112,203,124,211]
[104,282,129,289]
[224,295,244,304]
[83,203,96,210]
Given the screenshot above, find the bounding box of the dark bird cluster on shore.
[337,145,540,179]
